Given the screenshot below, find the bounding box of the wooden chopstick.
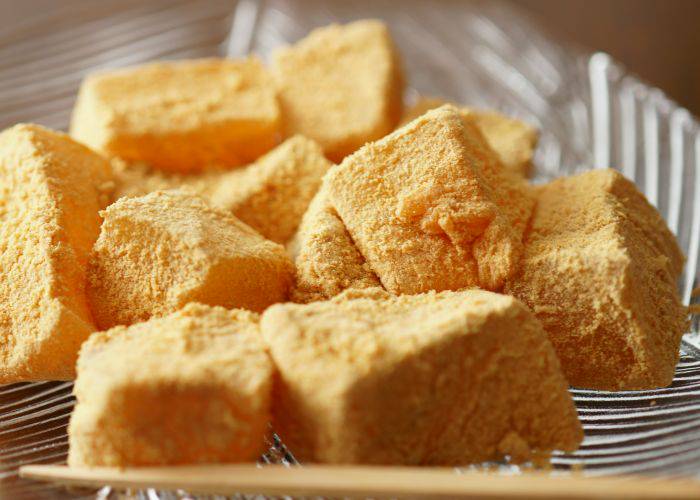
[19,464,700,499]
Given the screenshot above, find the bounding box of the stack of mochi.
[0,19,687,468]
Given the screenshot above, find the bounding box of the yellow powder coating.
[288,184,382,303]
[109,159,186,200]
[109,136,331,245]
[326,105,535,295]
[505,169,687,390]
[261,289,582,465]
[271,20,404,162]
[400,97,449,124]
[401,97,539,177]
[110,159,243,202]
[68,303,273,467]
[70,58,280,174]
[87,190,294,329]
[0,124,112,383]
[206,136,332,244]
[462,108,538,178]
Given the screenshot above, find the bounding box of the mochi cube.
[207,135,332,244]
[505,169,687,390]
[262,289,582,465]
[326,105,534,294]
[0,124,111,382]
[271,20,404,161]
[68,303,273,466]
[87,190,294,329]
[71,58,280,173]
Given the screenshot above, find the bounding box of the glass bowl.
[1,1,698,498]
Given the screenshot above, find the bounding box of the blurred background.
[509,0,700,116]
[1,0,699,115]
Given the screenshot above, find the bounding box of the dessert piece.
[402,97,538,177]
[461,108,538,178]
[271,20,404,161]
[207,135,332,244]
[261,289,582,465]
[110,161,231,204]
[400,96,449,124]
[0,124,111,383]
[71,58,280,173]
[110,159,236,203]
[110,137,330,244]
[505,169,687,390]
[109,159,185,200]
[68,303,273,467]
[87,190,294,329]
[326,105,535,294]
[289,184,382,303]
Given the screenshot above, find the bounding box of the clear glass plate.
[0,1,699,498]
